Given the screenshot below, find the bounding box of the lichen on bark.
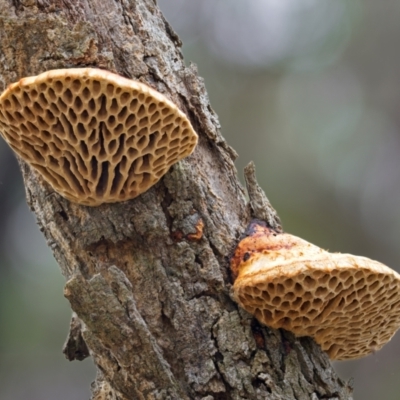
[0,0,353,399]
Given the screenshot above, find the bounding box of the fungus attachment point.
[231,221,400,360]
[0,68,198,206]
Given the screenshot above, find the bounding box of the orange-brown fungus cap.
[0,68,198,206]
[231,221,400,360]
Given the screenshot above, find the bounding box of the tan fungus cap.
[0,68,198,206]
[231,221,400,360]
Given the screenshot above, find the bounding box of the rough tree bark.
[0,1,353,399]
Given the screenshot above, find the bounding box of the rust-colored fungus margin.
[231,221,400,360]
[0,68,198,206]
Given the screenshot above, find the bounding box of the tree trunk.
[0,1,353,399]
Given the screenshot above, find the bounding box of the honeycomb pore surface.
[235,255,400,360]
[0,68,198,205]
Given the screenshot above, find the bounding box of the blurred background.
[1,0,400,398]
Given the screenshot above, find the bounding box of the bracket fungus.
[0,68,198,206]
[231,220,400,360]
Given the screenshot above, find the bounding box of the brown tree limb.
[244,161,282,232]
[0,0,353,399]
